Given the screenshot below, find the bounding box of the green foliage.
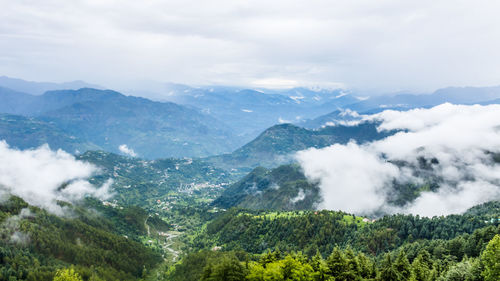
[166,250,249,281]
[52,268,82,281]
[212,165,321,211]
[481,234,500,281]
[194,207,499,259]
[393,251,411,281]
[172,243,496,281]
[379,254,398,281]
[201,253,247,281]
[0,196,161,281]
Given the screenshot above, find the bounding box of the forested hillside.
[212,165,320,210]
[168,203,500,281]
[206,122,394,169]
[0,196,163,281]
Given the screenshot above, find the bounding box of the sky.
[1,0,500,93]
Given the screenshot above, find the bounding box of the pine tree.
[326,247,348,279]
[378,254,398,281]
[394,251,411,281]
[311,250,328,281]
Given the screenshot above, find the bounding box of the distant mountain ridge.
[0,87,240,158]
[0,76,103,95]
[302,85,500,128]
[126,84,361,141]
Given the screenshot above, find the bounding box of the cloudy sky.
[1,0,500,92]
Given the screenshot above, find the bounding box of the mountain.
[0,87,241,158]
[300,109,364,128]
[303,86,500,128]
[275,87,361,107]
[212,164,321,211]
[128,84,363,141]
[0,86,37,114]
[206,122,393,169]
[0,76,103,95]
[0,113,100,153]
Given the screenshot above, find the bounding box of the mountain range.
[0,86,239,158]
[3,76,500,163]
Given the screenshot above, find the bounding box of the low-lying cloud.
[296,103,500,217]
[0,141,113,215]
[119,144,137,157]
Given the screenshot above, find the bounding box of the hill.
[170,203,500,281]
[0,195,163,281]
[207,122,393,169]
[212,164,321,210]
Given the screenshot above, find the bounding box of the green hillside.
[0,114,100,153]
[207,122,394,169]
[212,164,321,211]
[168,204,500,281]
[0,196,162,281]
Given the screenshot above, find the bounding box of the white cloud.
[297,142,399,214]
[290,188,306,204]
[278,117,291,124]
[0,141,113,215]
[118,144,137,157]
[1,1,500,92]
[297,104,500,216]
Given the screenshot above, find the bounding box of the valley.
[0,80,500,281]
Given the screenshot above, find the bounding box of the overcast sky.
[1,0,500,93]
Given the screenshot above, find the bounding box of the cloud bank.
[0,142,113,215]
[297,103,500,216]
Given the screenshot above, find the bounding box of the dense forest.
[168,203,500,281]
[0,196,163,281]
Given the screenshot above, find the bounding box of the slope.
[0,195,162,281]
[0,87,241,158]
[212,164,321,211]
[0,113,101,153]
[206,122,393,169]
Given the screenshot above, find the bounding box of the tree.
[481,234,500,281]
[201,254,247,281]
[326,247,347,278]
[442,259,474,281]
[378,254,398,281]
[53,268,83,281]
[311,251,328,281]
[394,251,411,281]
[411,251,433,281]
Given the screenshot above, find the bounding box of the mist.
[0,141,113,215]
[296,103,500,217]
